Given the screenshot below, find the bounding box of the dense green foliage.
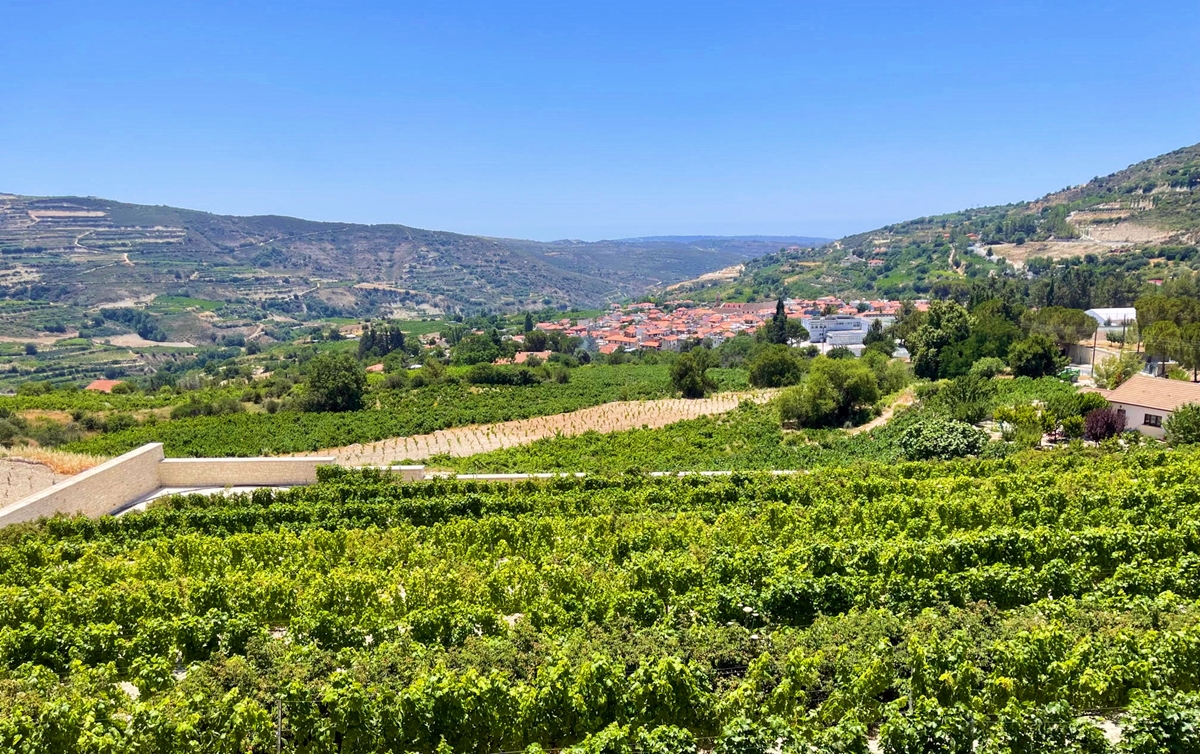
[671,350,718,399]
[304,353,368,412]
[1165,403,1200,446]
[777,357,881,429]
[3,447,1200,751]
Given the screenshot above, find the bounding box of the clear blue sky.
[2,0,1198,241]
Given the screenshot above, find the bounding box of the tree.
[671,349,717,399]
[776,356,880,428]
[1165,403,1200,445]
[305,353,366,412]
[1021,306,1097,350]
[769,299,789,345]
[452,333,501,366]
[748,345,804,388]
[906,300,972,379]
[24,343,37,356]
[524,329,549,351]
[358,321,406,360]
[862,319,894,356]
[939,299,1023,377]
[524,312,534,333]
[1093,350,1144,389]
[1143,320,1181,372]
[1178,323,1200,381]
[1008,334,1066,378]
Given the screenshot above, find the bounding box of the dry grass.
[319,391,776,466]
[0,446,109,475]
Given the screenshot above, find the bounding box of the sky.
[2,0,1198,241]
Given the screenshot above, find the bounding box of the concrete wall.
[0,443,164,526]
[361,465,428,482]
[159,456,336,487]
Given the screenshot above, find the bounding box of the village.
[525,297,923,356]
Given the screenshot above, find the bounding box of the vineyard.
[436,377,1078,474]
[2,447,1199,751]
[325,391,772,465]
[63,365,748,458]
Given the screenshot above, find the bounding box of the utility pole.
[277,698,283,754]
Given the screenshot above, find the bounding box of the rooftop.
[1106,375,1200,412]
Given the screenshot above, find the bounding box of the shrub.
[969,356,1006,378]
[1165,403,1200,445]
[104,413,139,433]
[1084,407,1126,441]
[1122,691,1200,754]
[1061,415,1085,440]
[897,416,988,461]
[930,375,996,424]
[777,356,880,429]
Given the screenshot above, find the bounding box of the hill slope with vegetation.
[0,193,823,316]
[671,142,1200,305]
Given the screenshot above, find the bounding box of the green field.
[65,365,749,457]
[149,295,226,312]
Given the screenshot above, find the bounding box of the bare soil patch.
[103,334,196,348]
[0,458,67,509]
[666,264,745,291]
[320,391,776,466]
[990,239,1116,268]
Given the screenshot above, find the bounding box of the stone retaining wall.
[159,457,336,487]
[0,444,165,526]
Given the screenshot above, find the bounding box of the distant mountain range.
[0,194,827,316]
[672,141,1200,302]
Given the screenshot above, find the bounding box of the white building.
[804,315,866,343]
[1093,376,1200,439]
[1085,307,1137,328]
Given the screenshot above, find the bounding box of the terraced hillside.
[674,141,1200,303]
[0,194,823,315]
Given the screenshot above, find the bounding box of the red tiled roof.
[85,379,122,393]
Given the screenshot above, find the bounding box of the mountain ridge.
[0,193,825,316]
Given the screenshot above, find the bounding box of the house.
[85,379,123,393]
[1098,376,1200,438]
[494,350,553,365]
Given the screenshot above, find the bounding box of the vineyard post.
[276,697,283,754]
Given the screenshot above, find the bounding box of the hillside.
[673,142,1200,303]
[0,193,825,316]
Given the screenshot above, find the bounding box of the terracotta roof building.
[84,379,123,393]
